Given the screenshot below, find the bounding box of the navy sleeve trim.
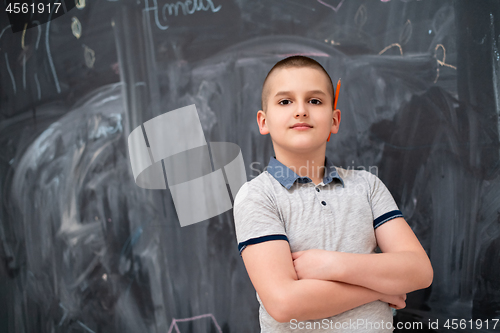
[238,234,289,256]
[373,210,404,229]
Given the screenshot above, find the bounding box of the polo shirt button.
[321,201,326,206]
[316,188,320,192]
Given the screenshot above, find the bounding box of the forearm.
[333,251,433,295]
[281,278,384,322]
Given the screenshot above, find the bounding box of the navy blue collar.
[266,155,345,190]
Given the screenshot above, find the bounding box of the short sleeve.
[364,171,404,229]
[232,181,288,256]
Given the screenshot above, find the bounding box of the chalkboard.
[1,0,499,332]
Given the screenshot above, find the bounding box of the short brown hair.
[261,55,335,113]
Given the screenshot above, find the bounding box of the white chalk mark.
[72,17,82,39]
[379,43,403,56]
[33,21,42,50]
[83,44,95,68]
[400,19,412,45]
[0,25,12,41]
[5,53,16,94]
[94,95,120,107]
[354,5,367,30]
[77,321,96,333]
[144,0,221,30]
[23,53,26,90]
[76,0,86,9]
[0,24,11,53]
[58,303,68,326]
[167,313,222,333]
[144,0,169,30]
[490,13,500,140]
[34,73,41,100]
[317,0,345,12]
[325,38,340,46]
[46,10,61,93]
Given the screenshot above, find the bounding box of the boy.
[232,55,433,332]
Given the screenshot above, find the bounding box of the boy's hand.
[291,249,340,281]
[379,293,407,309]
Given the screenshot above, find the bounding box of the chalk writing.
[434,44,456,69]
[33,21,42,50]
[434,44,457,83]
[354,5,367,30]
[23,53,26,90]
[317,0,345,13]
[83,44,95,68]
[77,320,96,333]
[400,19,412,45]
[324,38,340,46]
[4,53,16,93]
[34,73,41,100]
[167,313,222,333]
[21,23,27,49]
[58,303,68,326]
[144,0,221,31]
[46,10,61,93]
[379,43,403,55]
[72,17,82,39]
[0,25,11,42]
[76,0,85,9]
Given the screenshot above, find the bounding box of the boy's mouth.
[292,123,312,128]
[291,122,313,129]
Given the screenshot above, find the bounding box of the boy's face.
[257,67,340,155]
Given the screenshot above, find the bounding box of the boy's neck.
[274,151,327,186]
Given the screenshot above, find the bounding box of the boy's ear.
[257,110,270,135]
[331,109,341,134]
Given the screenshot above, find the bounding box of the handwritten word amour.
[144,0,221,30]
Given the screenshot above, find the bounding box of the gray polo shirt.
[233,155,404,332]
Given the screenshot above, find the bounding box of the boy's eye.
[278,99,322,105]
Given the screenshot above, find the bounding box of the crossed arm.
[240,217,433,323]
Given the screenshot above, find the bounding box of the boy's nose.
[294,102,309,117]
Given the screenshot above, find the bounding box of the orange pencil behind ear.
[327,79,341,142]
